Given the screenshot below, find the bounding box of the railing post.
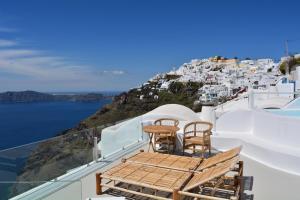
[212,109,217,133]
[248,90,254,110]
[141,120,144,142]
[93,136,99,162]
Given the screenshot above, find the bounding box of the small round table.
[143,125,180,152]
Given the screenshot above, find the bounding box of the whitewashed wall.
[216,109,253,134]
[215,109,300,175]
[217,109,300,145]
[252,110,300,146]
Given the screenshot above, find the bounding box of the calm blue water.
[0,99,111,150]
[285,97,300,109]
[267,109,300,117]
[267,97,300,117]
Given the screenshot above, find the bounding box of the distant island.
[0,90,112,103]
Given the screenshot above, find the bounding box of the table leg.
[173,132,176,153]
[147,133,154,152]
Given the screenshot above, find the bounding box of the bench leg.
[173,188,180,200]
[96,173,102,195]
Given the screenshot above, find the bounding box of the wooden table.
[143,125,180,152]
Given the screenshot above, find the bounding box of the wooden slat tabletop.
[143,125,179,134]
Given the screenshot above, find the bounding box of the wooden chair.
[182,121,213,157]
[154,118,179,153]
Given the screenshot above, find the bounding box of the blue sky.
[0,0,299,92]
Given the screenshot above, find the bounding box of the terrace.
[2,91,300,200]
[1,110,253,200]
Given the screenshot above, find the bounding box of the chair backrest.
[183,121,213,137]
[183,156,239,191]
[197,146,242,170]
[154,118,179,127]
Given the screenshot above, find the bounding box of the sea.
[0,98,112,150]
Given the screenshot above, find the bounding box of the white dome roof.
[142,104,199,122]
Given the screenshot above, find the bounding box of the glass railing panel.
[0,180,82,200]
[100,116,148,158]
[284,96,300,109]
[251,91,296,108]
[0,128,95,198]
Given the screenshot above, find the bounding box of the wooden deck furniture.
[126,151,201,171]
[180,156,244,200]
[126,146,241,172]
[183,156,240,191]
[197,146,242,171]
[98,161,191,200]
[153,118,179,153]
[96,146,250,200]
[143,121,179,153]
[182,121,213,157]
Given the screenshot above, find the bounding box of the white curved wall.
[215,109,300,176]
[241,155,300,200]
[217,109,300,146]
[252,111,300,147]
[212,136,300,176]
[142,104,200,122]
[216,109,253,134]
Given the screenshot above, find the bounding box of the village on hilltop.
[137,56,277,104]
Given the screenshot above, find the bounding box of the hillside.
[279,55,300,74]
[80,56,280,128]
[80,84,202,128]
